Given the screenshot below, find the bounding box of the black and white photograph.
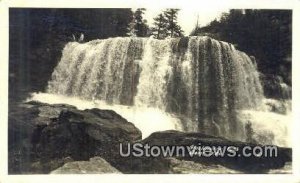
[1,0,300,182]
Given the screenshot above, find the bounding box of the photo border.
[1,0,299,182]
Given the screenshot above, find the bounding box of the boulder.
[113,130,292,173]
[8,101,75,174]
[146,131,291,172]
[51,157,121,174]
[167,158,241,174]
[8,101,142,174]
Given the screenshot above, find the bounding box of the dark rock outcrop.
[8,101,142,174]
[113,130,292,173]
[260,74,291,99]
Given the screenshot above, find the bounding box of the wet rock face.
[260,74,292,100]
[263,99,291,115]
[8,101,142,174]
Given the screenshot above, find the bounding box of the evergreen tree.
[151,13,168,39]
[163,9,184,37]
[133,8,149,37]
[151,9,184,39]
[190,15,200,36]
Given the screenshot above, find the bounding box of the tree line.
[128,8,184,38]
[191,9,292,85]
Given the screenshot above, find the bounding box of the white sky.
[143,8,229,35]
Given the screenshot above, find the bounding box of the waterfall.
[46,36,266,141]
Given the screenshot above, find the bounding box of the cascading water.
[30,36,290,146]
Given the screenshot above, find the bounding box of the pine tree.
[127,15,136,37]
[128,8,149,37]
[190,14,200,36]
[133,8,149,37]
[151,13,168,39]
[163,9,184,37]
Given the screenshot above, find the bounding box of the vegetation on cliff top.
[191,9,292,85]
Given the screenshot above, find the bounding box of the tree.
[190,15,200,36]
[151,13,168,39]
[164,9,184,37]
[151,9,184,39]
[132,8,149,37]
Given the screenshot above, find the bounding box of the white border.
[0,0,300,182]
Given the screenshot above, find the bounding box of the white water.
[238,109,291,147]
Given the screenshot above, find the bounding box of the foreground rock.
[113,131,292,173]
[8,101,142,174]
[51,157,121,174]
[9,101,291,174]
[168,158,241,173]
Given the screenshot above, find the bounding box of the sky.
[143,8,230,35]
